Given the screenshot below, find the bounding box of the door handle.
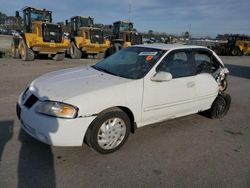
[187,82,195,88]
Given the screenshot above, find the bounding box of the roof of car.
[133,43,210,51]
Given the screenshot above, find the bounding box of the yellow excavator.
[67,16,110,59]
[11,7,70,61]
[105,20,142,57]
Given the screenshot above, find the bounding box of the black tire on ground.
[208,93,231,119]
[97,52,105,59]
[11,40,19,58]
[82,52,88,59]
[19,40,34,61]
[70,42,82,59]
[114,43,122,52]
[104,48,111,58]
[85,109,131,154]
[231,47,242,56]
[53,53,65,61]
[104,46,116,58]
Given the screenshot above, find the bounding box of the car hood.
[30,66,131,101]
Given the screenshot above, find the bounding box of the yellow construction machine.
[11,7,70,61]
[67,16,110,59]
[105,20,142,57]
[213,35,250,56]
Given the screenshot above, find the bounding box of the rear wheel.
[85,109,131,154]
[231,47,242,56]
[11,40,19,58]
[208,93,231,119]
[53,53,65,61]
[70,42,82,59]
[19,40,34,61]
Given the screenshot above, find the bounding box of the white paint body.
[17,44,225,146]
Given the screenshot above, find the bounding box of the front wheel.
[114,43,122,52]
[209,93,231,119]
[53,53,65,61]
[70,42,82,59]
[231,47,242,56]
[85,110,131,154]
[19,40,34,61]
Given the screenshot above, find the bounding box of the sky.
[0,0,250,37]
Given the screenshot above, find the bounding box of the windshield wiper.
[92,65,120,77]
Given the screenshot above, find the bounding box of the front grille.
[24,94,39,108]
[42,23,63,43]
[90,29,103,44]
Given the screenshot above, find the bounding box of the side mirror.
[151,72,172,82]
[15,11,19,18]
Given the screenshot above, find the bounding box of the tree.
[148,30,153,38]
[0,12,7,25]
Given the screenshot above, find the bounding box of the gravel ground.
[0,56,249,188]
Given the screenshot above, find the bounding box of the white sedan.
[16,44,231,154]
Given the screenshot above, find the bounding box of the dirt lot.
[0,56,249,188]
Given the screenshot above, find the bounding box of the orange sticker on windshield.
[146,55,154,61]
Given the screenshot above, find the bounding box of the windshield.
[119,22,133,32]
[30,11,51,22]
[93,47,165,79]
[79,18,93,27]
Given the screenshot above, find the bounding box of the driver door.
[142,50,198,125]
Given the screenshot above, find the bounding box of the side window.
[194,52,214,73]
[156,51,194,78]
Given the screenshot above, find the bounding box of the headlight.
[35,101,78,118]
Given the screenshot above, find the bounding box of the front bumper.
[81,44,110,54]
[16,93,96,146]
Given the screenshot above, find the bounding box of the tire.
[53,53,65,61]
[97,52,105,59]
[82,52,88,59]
[231,47,242,56]
[19,40,34,61]
[208,93,231,119]
[114,43,122,52]
[70,42,82,59]
[11,40,19,58]
[104,46,116,58]
[85,109,131,154]
[104,48,111,58]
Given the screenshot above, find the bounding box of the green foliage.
[0,11,22,30]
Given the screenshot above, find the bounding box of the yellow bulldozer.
[11,7,70,61]
[66,16,110,59]
[105,20,142,57]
